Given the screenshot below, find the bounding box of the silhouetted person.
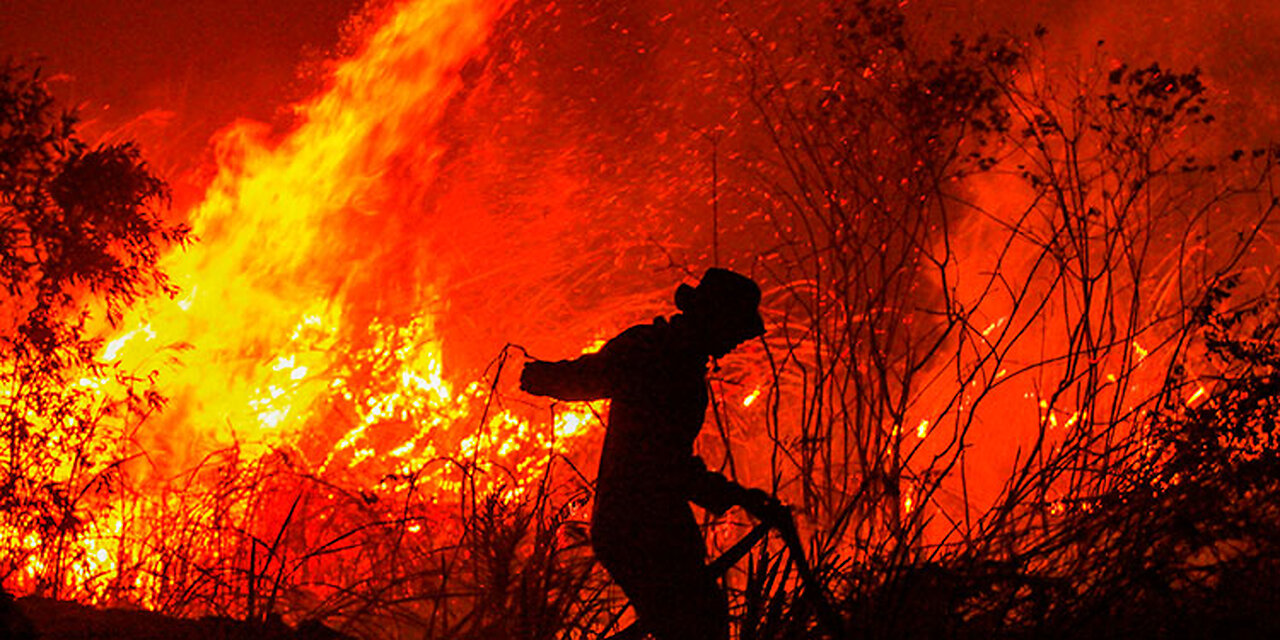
[521,268,778,640]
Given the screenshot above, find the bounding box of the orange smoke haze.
[3,0,1279,608]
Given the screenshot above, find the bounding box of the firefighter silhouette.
[521,268,778,640]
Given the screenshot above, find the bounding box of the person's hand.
[520,361,549,395]
[739,488,789,526]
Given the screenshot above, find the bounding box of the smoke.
[7,0,1277,508]
[421,0,1280,374]
[7,0,1273,175]
[928,0,1280,140]
[1,0,367,207]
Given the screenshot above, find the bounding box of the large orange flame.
[11,0,619,601]
[108,0,517,459]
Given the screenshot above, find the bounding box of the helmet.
[675,268,766,343]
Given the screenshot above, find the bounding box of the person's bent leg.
[593,500,728,640]
[631,564,727,640]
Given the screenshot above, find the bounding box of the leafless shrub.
[722,2,1280,638]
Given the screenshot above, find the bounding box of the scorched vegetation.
[3,1,1280,638]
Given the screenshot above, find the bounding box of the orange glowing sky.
[2,1,365,206]
[5,0,1278,486]
[5,1,1277,157]
[3,0,1278,604]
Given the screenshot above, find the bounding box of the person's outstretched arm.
[520,324,652,401]
[520,352,611,401]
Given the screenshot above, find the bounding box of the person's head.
[674,268,766,358]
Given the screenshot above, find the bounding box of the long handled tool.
[604,510,844,640]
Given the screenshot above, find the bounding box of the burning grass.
[5,0,1280,638]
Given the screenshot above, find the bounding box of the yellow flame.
[100,0,511,456]
[24,0,639,604]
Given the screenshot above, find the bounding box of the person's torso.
[596,321,708,501]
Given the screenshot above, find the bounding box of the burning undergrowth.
[3,0,1280,637]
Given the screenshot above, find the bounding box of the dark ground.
[2,591,352,640]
